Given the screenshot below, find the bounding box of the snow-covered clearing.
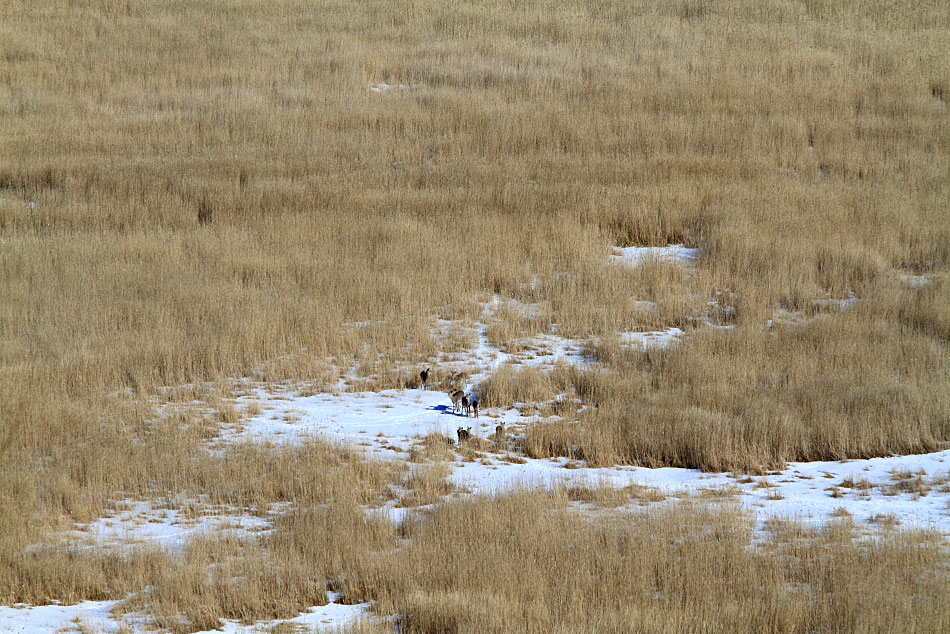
[144,376,950,539]
[222,385,950,530]
[0,601,127,634]
[61,499,276,552]
[0,596,371,634]
[609,244,702,267]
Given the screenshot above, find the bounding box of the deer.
[420,367,430,390]
[468,394,479,418]
[448,389,465,413]
[494,423,504,441]
[461,394,470,416]
[457,426,471,444]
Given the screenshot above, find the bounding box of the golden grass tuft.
[409,433,457,463]
[397,464,457,508]
[474,364,560,409]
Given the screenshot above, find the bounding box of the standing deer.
[448,389,465,413]
[420,367,430,390]
[468,394,479,418]
[461,394,470,416]
[457,427,471,444]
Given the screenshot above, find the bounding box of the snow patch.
[370,82,425,92]
[192,600,371,634]
[899,273,930,288]
[0,599,373,634]
[812,295,858,311]
[223,383,950,533]
[504,333,595,368]
[619,328,685,349]
[65,500,274,552]
[609,244,701,268]
[0,601,126,634]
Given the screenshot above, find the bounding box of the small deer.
[449,389,465,413]
[457,426,471,444]
[461,394,470,416]
[420,367,430,390]
[494,423,504,440]
[468,394,479,418]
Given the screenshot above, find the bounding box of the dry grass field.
[1,0,949,631]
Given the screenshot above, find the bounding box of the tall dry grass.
[360,491,950,633]
[524,279,949,471]
[0,0,948,626]
[97,488,950,634]
[0,427,403,603]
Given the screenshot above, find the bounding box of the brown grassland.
[1,0,949,631]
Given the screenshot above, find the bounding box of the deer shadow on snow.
[426,404,471,417]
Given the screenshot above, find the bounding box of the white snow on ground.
[228,387,467,453]
[0,601,126,634]
[502,332,595,369]
[424,295,682,386]
[0,598,371,634]
[619,328,685,349]
[369,82,425,92]
[0,197,37,211]
[899,273,931,288]
[812,294,858,311]
[744,452,950,530]
[609,244,702,267]
[768,295,861,331]
[192,595,371,634]
[222,291,684,456]
[63,500,274,551]
[230,386,950,531]
[423,296,584,385]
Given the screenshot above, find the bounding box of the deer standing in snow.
[448,389,465,413]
